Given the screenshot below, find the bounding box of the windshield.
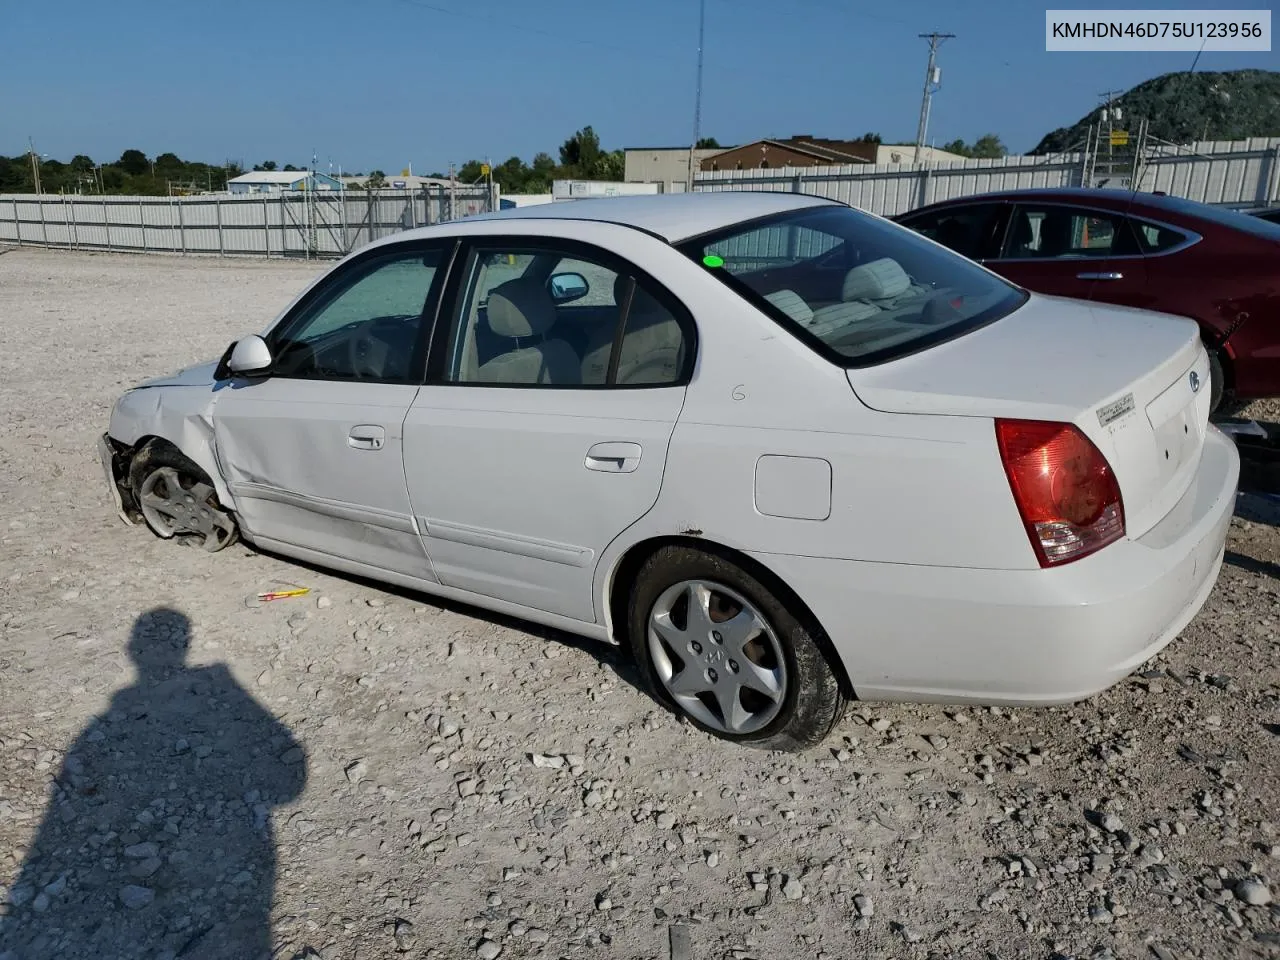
[678,205,1028,366]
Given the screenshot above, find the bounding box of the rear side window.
[1128,217,1188,254]
[679,205,1027,367]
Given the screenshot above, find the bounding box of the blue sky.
[3,0,1274,172]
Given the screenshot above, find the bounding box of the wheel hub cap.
[647,579,787,736]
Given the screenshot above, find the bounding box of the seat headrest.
[763,289,814,325]
[487,278,556,337]
[842,258,911,301]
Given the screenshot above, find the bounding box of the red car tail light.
[995,419,1125,568]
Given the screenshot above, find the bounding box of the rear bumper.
[752,426,1240,705]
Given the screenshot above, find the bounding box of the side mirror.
[227,335,273,376]
[548,271,589,304]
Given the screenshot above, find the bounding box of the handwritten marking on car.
[1097,393,1135,428]
[731,385,746,401]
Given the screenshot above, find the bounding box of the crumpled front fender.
[107,385,234,509]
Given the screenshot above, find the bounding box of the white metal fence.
[694,137,1280,217]
[0,185,499,259]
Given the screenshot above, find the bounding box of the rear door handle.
[1077,271,1123,281]
[348,425,386,451]
[585,441,642,473]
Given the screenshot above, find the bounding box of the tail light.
[995,419,1125,567]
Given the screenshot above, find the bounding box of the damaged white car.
[101,192,1240,751]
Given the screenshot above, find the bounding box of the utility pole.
[1097,89,1124,180]
[686,0,707,192]
[28,137,42,195]
[913,33,954,161]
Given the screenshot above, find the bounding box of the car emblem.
[1189,371,1201,394]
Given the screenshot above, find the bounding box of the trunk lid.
[847,292,1212,539]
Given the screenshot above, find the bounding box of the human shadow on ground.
[0,607,307,960]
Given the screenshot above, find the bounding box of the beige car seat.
[471,278,580,385]
[580,276,686,385]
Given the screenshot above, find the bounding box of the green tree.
[859,132,882,143]
[366,170,387,188]
[493,156,529,192]
[593,149,624,181]
[253,160,278,171]
[559,126,602,177]
[69,154,95,174]
[118,149,149,176]
[941,134,1007,159]
[457,160,486,183]
[696,137,721,149]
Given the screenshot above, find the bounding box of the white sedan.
[99,192,1240,751]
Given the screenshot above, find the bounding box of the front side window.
[679,205,1025,366]
[269,246,447,382]
[438,242,691,387]
[900,204,1003,260]
[1002,205,1139,260]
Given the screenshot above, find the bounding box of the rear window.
[678,205,1027,367]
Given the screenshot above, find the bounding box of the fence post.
[917,166,931,208]
[139,197,148,252]
[176,197,186,256]
[38,194,49,246]
[12,197,21,246]
[1269,144,1280,205]
[368,187,375,246]
[791,174,802,194]
[216,197,224,256]
[102,195,111,250]
[340,189,349,253]
[67,194,78,250]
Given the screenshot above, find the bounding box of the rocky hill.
[1031,68,1280,154]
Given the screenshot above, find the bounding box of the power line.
[913,32,954,158]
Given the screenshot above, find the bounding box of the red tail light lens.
[995,419,1125,568]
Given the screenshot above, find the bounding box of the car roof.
[430,191,841,243]
[904,187,1150,211]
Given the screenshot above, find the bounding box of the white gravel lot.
[0,247,1278,960]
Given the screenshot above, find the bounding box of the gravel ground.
[0,247,1278,960]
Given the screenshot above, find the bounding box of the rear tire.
[627,545,846,752]
[128,442,239,553]
[1208,351,1226,415]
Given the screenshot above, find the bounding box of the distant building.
[698,136,966,172]
[499,194,555,209]
[623,146,731,193]
[227,170,344,194]
[552,180,662,201]
[340,174,456,191]
[872,144,969,164]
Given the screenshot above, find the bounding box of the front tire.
[627,545,846,752]
[128,442,239,553]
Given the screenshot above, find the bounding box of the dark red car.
[894,188,1280,412]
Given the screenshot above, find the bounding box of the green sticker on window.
[702,254,725,268]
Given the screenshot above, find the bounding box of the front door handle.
[348,425,386,451]
[585,441,642,473]
[1077,271,1123,281]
